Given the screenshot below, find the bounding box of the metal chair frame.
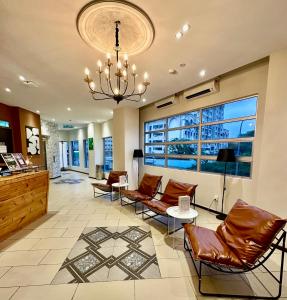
[120,181,162,215]
[92,174,128,202]
[184,228,286,299]
[141,192,196,234]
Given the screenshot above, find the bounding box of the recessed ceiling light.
[19,75,26,81]
[142,98,146,102]
[5,88,11,93]
[182,23,191,33]
[176,31,183,39]
[67,107,72,111]
[36,110,40,114]
[168,69,178,75]
[199,69,206,77]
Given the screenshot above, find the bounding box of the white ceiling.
[1,0,287,124]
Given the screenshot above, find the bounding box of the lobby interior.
[0,1,287,299]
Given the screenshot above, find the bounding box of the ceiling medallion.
[78,1,154,103]
[77,0,155,56]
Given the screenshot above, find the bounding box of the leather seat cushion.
[142,199,173,215]
[138,173,162,198]
[216,199,287,267]
[121,190,151,202]
[184,224,243,268]
[92,183,112,193]
[160,179,198,205]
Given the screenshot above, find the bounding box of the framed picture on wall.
[26,126,40,155]
[88,137,94,150]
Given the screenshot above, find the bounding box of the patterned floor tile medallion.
[52,226,161,283]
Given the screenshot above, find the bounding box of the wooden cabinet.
[0,170,49,240]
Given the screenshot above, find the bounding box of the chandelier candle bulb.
[124,53,128,61]
[84,68,90,76]
[117,60,122,69]
[144,72,149,82]
[97,60,102,72]
[90,81,96,91]
[138,84,143,93]
[114,88,119,95]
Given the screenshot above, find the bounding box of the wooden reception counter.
[0,170,49,240]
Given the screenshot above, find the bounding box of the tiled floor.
[0,171,286,300]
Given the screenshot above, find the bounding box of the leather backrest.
[216,199,287,266]
[107,171,127,185]
[138,173,162,197]
[161,179,198,205]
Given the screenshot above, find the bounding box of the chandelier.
[84,21,150,104]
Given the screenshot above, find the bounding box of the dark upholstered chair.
[184,199,286,299]
[121,173,162,213]
[142,179,197,232]
[91,171,127,201]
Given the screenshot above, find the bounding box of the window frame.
[103,136,113,172]
[143,94,258,178]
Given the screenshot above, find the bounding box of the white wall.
[139,59,268,213]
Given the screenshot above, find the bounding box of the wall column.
[87,122,103,178]
[113,107,139,189]
[256,49,287,216]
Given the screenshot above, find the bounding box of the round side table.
[166,206,198,248]
[111,182,129,201]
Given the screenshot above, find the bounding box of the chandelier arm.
[108,65,115,96]
[125,75,136,96]
[90,91,113,97]
[99,72,108,95]
[92,95,113,101]
[124,98,141,102]
[124,83,147,98]
[122,72,129,95]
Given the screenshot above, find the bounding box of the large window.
[71,141,80,166]
[144,95,258,177]
[83,139,89,168]
[103,137,113,172]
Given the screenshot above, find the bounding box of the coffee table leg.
[173,216,176,249]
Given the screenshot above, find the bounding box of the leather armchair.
[121,173,162,213]
[184,199,287,299]
[91,171,127,201]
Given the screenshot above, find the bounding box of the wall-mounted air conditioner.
[184,80,219,100]
[154,96,176,109]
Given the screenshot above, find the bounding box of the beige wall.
[102,119,113,138]
[256,50,287,216]
[113,107,139,189]
[139,59,269,213]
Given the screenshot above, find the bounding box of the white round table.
[166,206,198,248]
[111,182,129,201]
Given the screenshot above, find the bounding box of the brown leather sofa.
[91,171,127,201]
[142,179,197,232]
[121,173,162,213]
[184,199,287,299]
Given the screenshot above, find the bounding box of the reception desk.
[0,170,49,240]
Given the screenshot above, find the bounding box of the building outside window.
[71,140,80,166]
[103,137,113,172]
[144,95,257,177]
[83,139,89,168]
